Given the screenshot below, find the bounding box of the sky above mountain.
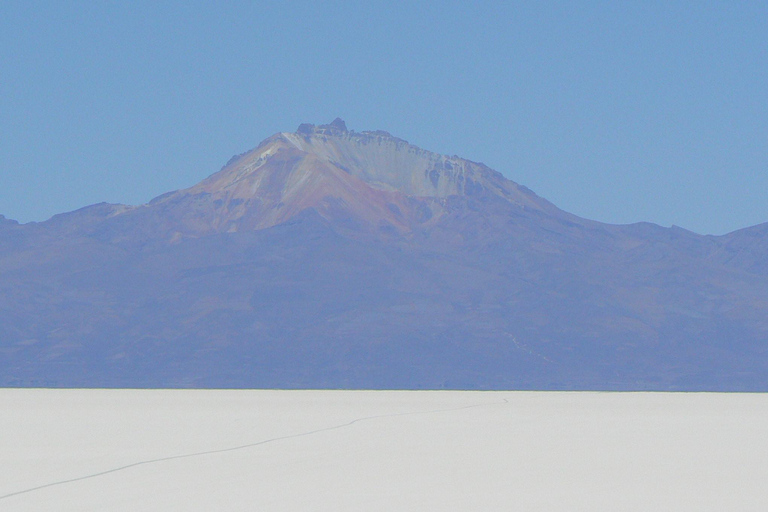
[1,1,766,235]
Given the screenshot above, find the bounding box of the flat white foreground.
[1,390,767,511]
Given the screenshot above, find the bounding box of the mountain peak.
[327,117,348,132]
[297,117,348,136]
[149,120,560,236]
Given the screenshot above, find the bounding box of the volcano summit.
[140,118,560,237]
[1,119,767,390]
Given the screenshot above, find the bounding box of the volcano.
[1,119,767,390]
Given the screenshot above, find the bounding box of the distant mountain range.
[2,119,767,390]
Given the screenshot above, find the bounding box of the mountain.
[138,118,562,237]
[1,119,767,390]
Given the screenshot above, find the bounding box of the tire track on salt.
[1,396,509,502]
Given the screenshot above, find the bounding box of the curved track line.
[1,396,508,502]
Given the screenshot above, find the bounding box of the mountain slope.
[1,120,767,390]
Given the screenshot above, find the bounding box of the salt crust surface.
[1,389,767,511]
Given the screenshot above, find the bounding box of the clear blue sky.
[1,1,766,235]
